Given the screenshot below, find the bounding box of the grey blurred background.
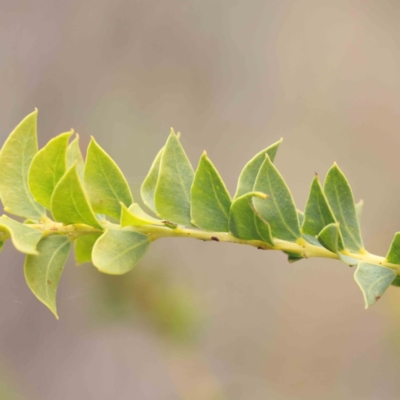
[1,0,400,399]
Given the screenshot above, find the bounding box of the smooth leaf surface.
[317,223,358,265]
[324,164,363,253]
[354,262,396,308]
[92,229,150,275]
[84,137,133,219]
[0,215,42,254]
[67,134,85,179]
[234,139,282,199]
[28,131,72,209]
[317,223,342,254]
[386,232,400,265]
[0,111,45,219]
[154,130,194,226]
[229,192,274,246]
[191,153,231,232]
[51,164,103,229]
[141,147,163,213]
[392,276,400,287]
[74,233,101,265]
[24,235,71,318]
[302,176,336,236]
[253,154,300,242]
[284,251,303,263]
[121,203,164,227]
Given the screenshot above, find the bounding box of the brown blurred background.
[1,0,400,399]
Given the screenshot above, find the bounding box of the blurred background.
[1,0,400,399]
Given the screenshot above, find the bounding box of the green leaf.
[0,215,42,254]
[386,232,400,264]
[317,223,358,265]
[154,130,194,226]
[355,199,364,225]
[324,164,363,253]
[354,262,396,308]
[297,210,304,227]
[302,176,336,236]
[253,154,300,242]
[141,147,163,213]
[191,152,232,232]
[67,134,85,179]
[234,139,282,199]
[121,203,164,227]
[84,137,133,220]
[92,229,150,275]
[74,233,101,265]
[24,235,71,318]
[0,111,46,219]
[28,131,73,209]
[317,223,342,254]
[229,192,274,246]
[51,164,103,229]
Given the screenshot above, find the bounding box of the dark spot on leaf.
[47,280,52,285]
[211,236,219,242]
[376,296,381,301]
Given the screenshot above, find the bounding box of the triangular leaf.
[24,235,71,318]
[92,229,150,275]
[154,130,194,226]
[317,223,358,265]
[121,203,164,227]
[0,111,46,219]
[386,232,400,265]
[253,154,300,242]
[67,134,85,179]
[141,147,164,213]
[317,223,342,254]
[234,139,282,199]
[28,131,73,209]
[354,262,396,308]
[191,153,232,232]
[0,215,42,254]
[324,164,363,253]
[302,176,336,236]
[84,137,133,220]
[74,233,101,265]
[51,164,103,229]
[229,192,274,246]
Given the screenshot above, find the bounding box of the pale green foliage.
[0,110,45,219]
[120,203,164,227]
[28,131,72,209]
[84,137,133,219]
[51,164,103,229]
[24,235,71,318]
[92,229,150,275]
[253,154,301,242]
[1,111,400,317]
[234,139,282,199]
[354,262,396,308]
[74,233,101,265]
[0,215,42,255]
[324,164,364,253]
[154,130,194,226]
[229,192,274,246]
[191,153,232,231]
[66,134,85,179]
[141,147,163,213]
